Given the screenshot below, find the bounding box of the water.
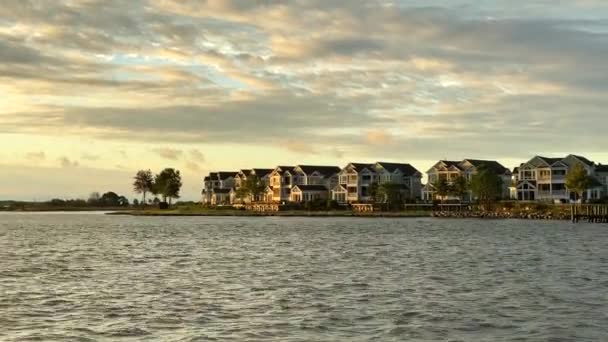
[1,213,607,341]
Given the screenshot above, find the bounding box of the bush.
[326,200,341,210]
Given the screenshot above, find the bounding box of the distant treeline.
[0,191,132,211]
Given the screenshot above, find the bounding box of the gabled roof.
[252,168,274,177]
[296,165,341,177]
[273,166,296,175]
[218,172,239,180]
[376,162,421,176]
[536,156,563,166]
[464,159,511,175]
[348,163,375,171]
[442,160,462,168]
[428,160,463,173]
[292,185,328,192]
[570,154,595,166]
[238,169,254,177]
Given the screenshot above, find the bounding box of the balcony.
[537,191,568,198]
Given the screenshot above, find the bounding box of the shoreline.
[107,210,432,218]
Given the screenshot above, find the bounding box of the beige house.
[232,168,274,204]
[422,159,512,202]
[268,166,296,203]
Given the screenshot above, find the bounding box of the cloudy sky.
[1,0,608,201]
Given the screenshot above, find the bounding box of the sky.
[1,0,608,201]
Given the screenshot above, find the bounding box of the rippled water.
[1,213,607,341]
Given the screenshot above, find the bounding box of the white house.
[331,162,423,203]
[290,185,330,203]
[201,171,239,205]
[514,155,606,202]
[422,159,512,202]
[287,165,341,203]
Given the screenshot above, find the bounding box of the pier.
[570,204,608,223]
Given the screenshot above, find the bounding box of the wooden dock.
[570,204,608,223]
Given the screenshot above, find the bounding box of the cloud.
[189,149,205,162]
[366,129,394,145]
[1,0,608,164]
[284,140,316,155]
[185,161,202,172]
[81,153,100,161]
[59,156,79,168]
[153,148,183,160]
[25,151,46,161]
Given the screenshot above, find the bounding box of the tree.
[236,175,266,203]
[376,183,405,210]
[470,166,503,211]
[133,199,140,206]
[133,169,154,206]
[88,192,101,206]
[432,178,451,202]
[154,168,183,205]
[566,163,592,202]
[450,175,469,202]
[100,192,120,206]
[117,196,129,207]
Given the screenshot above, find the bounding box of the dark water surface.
[1,213,607,341]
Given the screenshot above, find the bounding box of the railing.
[537,191,568,197]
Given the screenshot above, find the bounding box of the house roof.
[209,172,218,179]
[204,176,210,181]
[296,165,341,177]
[239,169,254,176]
[595,164,608,172]
[217,172,239,180]
[376,162,420,176]
[536,156,563,166]
[442,160,463,168]
[252,168,274,177]
[571,154,595,166]
[274,166,296,174]
[465,159,511,175]
[349,163,375,171]
[293,185,328,192]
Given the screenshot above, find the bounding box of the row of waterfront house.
[201,154,608,206]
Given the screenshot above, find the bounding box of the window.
[362,175,371,182]
[347,186,357,195]
[553,184,566,191]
